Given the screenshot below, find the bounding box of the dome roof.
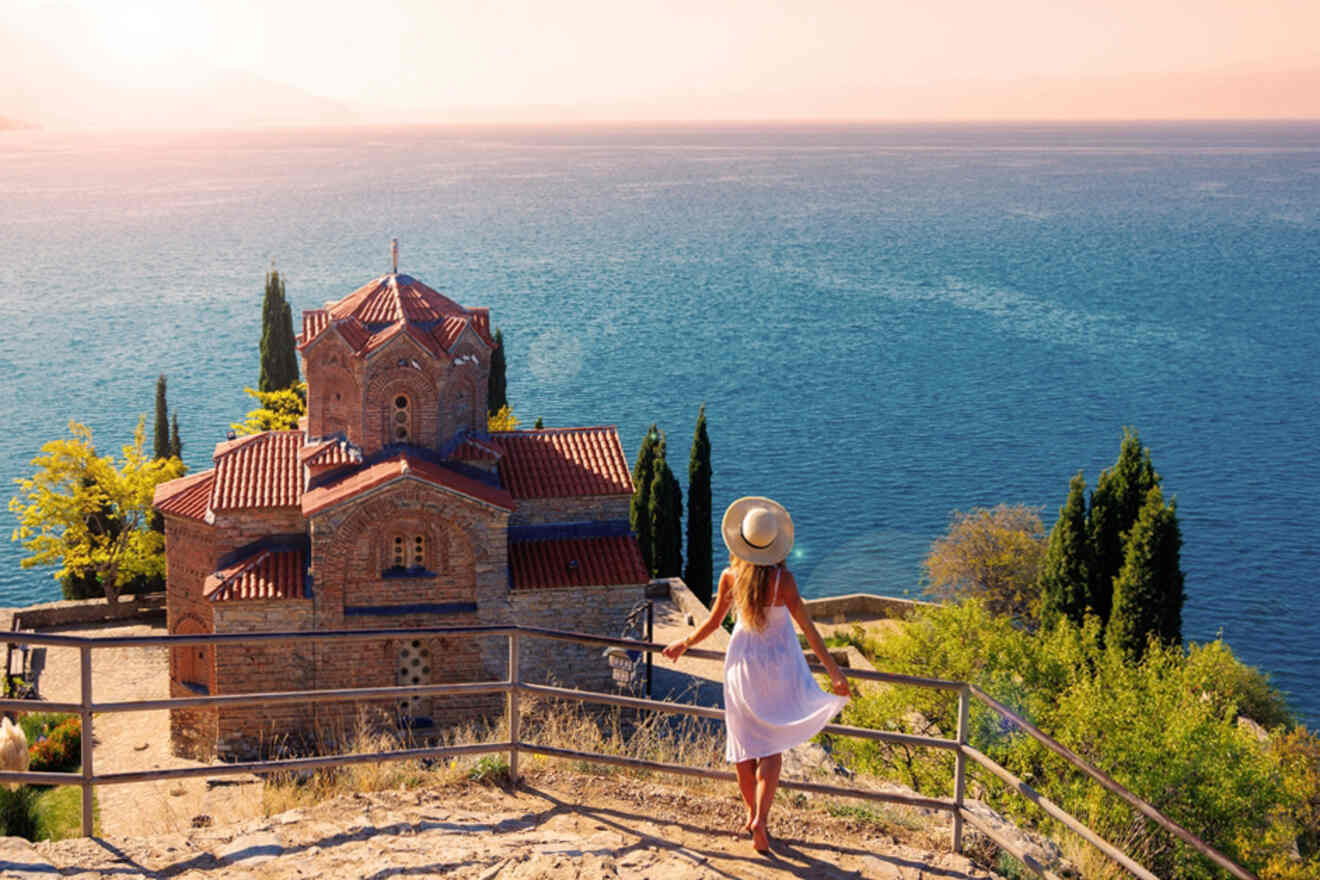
[328,273,469,327]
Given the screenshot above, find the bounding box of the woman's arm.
[783,572,851,698]
[662,570,734,661]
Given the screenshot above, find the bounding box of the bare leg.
[735,759,757,832]
[751,752,782,852]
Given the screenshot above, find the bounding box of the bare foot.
[742,812,755,834]
[751,822,770,853]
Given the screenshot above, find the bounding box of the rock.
[215,830,283,866]
[191,814,213,828]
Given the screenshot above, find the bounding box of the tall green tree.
[1086,427,1160,625]
[630,425,660,571]
[259,268,300,392]
[1037,472,1093,627]
[683,404,713,606]
[488,327,507,416]
[153,374,170,461]
[9,419,185,604]
[1107,486,1185,659]
[648,434,683,579]
[169,412,183,460]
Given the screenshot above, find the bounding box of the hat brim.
[721,496,794,566]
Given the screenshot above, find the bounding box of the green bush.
[0,786,37,838]
[831,600,1318,879]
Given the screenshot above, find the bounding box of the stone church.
[153,256,649,758]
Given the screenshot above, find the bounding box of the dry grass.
[252,692,957,863]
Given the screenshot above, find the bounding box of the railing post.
[952,684,969,853]
[507,631,520,786]
[79,645,94,837]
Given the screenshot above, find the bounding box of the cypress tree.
[630,426,659,571]
[1107,486,1184,660]
[259,269,300,392]
[1086,428,1159,625]
[488,328,508,415]
[169,412,183,461]
[1037,471,1093,628]
[533,417,544,429]
[683,404,713,606]
[153,375,169,461]
[648,436,683,579]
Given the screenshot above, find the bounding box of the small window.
[393,395,411,442]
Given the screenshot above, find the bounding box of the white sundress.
[723,568,849,763]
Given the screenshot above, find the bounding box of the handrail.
[0,625,1258,879]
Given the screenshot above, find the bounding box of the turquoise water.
[1,121,1317,722]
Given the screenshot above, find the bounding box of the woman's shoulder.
[771,565,800,605]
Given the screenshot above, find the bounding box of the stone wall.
[801,593,939,622]
[510,582,646,693]
[510,495,631,527]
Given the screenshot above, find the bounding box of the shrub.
[28,716,81,773]
[0,786,36,838]
[831,600,1317,879]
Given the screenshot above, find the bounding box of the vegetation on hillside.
[832,600,1317,879]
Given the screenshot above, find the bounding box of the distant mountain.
[0,26,353,131]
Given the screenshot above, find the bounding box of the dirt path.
[6,770,999,880]
[23,621,264,837]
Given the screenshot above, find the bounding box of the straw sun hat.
[721,496,794,566]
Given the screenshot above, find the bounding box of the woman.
[663,496,851,853]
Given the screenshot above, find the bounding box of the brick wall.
[210,600,316,759]
[211,509,306,561]
[510,582,646,693]
[511,495,631,527]
[302,335,364,445]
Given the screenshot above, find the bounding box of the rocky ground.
[2,767,1003,879]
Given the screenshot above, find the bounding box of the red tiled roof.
[492,428,633,499]
[300,273,495,355]
[300,309,328,346]
[211,431,303,511]
[153,470,215,522]
[328,273,464,325]
[302,455,515,517]
[452,436,503,462]
[509,536,648,590]
[299,438,361,467]
[203,548,306,602]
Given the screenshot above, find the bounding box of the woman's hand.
[829,672,852,698]
[662,639,689,661]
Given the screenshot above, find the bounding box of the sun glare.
[85,1,214,85]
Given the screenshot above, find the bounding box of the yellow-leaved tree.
[923,503,1046,621]
[231,382,307,435]
[9,418,185,604]
[487,404,519,432]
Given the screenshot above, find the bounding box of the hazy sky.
[6,0,1319,123]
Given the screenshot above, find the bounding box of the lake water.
[1,121,1317,723]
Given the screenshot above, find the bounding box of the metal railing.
[0,625,1256,879]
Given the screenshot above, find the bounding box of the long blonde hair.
[729,555,779,632]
